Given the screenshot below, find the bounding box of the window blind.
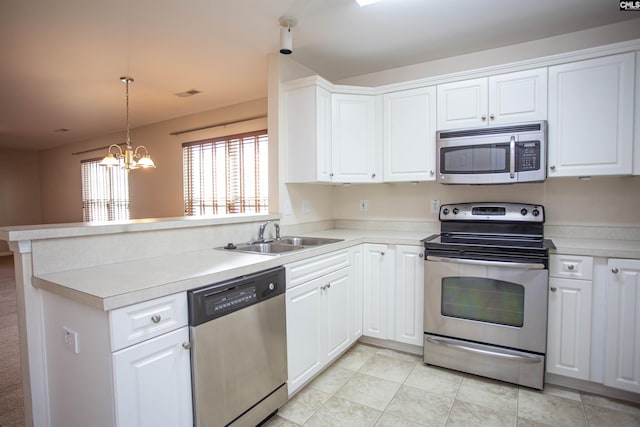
[81,158,130,221]
[183,130,268,216]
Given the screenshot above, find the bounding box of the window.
[183,130,268,216]
[81,158,130,221]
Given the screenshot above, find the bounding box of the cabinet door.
[383,87,437,182]
[332,94,382,182]
[488,68,547,125]
[394,245,425,346]
[437,78,488,130]
[546,277,592,380]
[350,245,363,343]
[363,244,392,339]
[112,327,193,427]
[604,259,640,393]
[548,53,634,177]
[285,85,332,183]
[286,279,323,395]
[324,267,352,361]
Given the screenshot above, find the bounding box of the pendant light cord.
[125,78,131,146]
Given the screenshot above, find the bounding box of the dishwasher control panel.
[188,266,285,326]
[207,285,257,316]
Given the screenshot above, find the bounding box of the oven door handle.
[426,336,542,364]
[426,255,545,270]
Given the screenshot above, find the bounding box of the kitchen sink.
[277,236,343,246]
[233,242,299,254]
[220,236,343,255]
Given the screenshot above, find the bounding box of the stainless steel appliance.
[436,121,547,184]
[188,267,288,427]
[422,202,554,389]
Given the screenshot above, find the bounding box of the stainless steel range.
[422,202,555,389]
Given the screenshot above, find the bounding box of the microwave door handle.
[426,255,545,270]
[509,136,516,179]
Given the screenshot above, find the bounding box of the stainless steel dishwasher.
[188,266,288,427]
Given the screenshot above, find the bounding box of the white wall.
[338,18,640,87]
[38,99,268,223]
[0,149,42,252]
[332,177,640,228]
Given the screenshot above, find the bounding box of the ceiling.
[0,0,636,151]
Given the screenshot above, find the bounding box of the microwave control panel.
[516,141,541,172]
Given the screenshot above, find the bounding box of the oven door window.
[441,276,524,327]
[441,143,509,174]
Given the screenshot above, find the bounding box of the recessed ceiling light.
[175,89,202,98]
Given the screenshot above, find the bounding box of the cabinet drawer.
[110,293,188,351]
[286,249,350,289]
[549,255,593,280]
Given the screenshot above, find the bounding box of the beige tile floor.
[266,343,640,427]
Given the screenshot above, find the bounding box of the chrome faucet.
[258,221,280,242]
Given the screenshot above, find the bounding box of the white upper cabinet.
[437,68,547,130]
[548,53,635,177]
[383,87,437,182]
[332,93,382,183]
[285,84,332,183]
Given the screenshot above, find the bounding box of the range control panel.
[439,202,545,223]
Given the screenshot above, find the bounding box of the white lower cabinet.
[363,243,392,339]
[547,277,593,380]
[112,327,193,427]
[604,258,640,393]
[285,249,358,395]
[41,291,192,427]
[546,255,594,380]
[362,244,424,346]
[394,245,425,346]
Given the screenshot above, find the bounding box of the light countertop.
[30,228,640,311]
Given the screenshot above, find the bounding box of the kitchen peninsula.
[3,214,640,426]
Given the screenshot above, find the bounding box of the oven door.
[424,256,548,354]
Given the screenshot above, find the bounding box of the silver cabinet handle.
[151,315,162,324]
[430,170,434,176]
[567,264,575,271]
[550,165,556,170]
[419,253,424,258]
[612,267,619,274]
[381,251,385,256]
[182,342,192,350]
[329,173,334,177]
[489,113,495,120]
[481,114,487,121]
[550,286,557,292]
[371,173,376,179]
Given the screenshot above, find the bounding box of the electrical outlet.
[431,199,441,214]
[63,327,79,354]
[283,199,292,216]
[359,200,368,212]
[302,200,311,214]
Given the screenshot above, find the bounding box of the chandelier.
[100,77,156,171]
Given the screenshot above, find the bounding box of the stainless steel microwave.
[436,121,547,184]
